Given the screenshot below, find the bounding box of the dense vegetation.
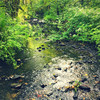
[0,0,100,68]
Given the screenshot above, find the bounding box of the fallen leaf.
[95,81,100,84]
[84,74,88,77]
[29,98,35,100]
[18,79,23,82]
[83,97,85,100]
[48,62,52,65]
[11,93,18,98]
[17,59,21,61]
[49,83,51,85]
[43,94,47,97]
[24,83,28,85]
[37,94,42,98]
[63,62,66,65]
[93,75,97,77]
[53,73,55,75]
[58,87,62,90]
[71,86,75,89]
[64,86,70,89]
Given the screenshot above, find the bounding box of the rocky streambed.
[0,40,100,100]
[17,40,100,100]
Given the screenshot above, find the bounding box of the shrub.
[0,8,32,68]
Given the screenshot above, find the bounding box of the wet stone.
[41,45,44,47]
[40,84,47,88]
[38,50,41,52]
[48,45,50,47]
[11,83,22,89]
[79,84,91,92]
[47,92,53,97]
[69,81,75,84]
[55,67,62,70]
[97,96,100,100]
[78,98,90,100]
[10,75,25,80]
[64,68,67,72]
[80,77,88,82]
[35,38,39,40]
[42,48,45,50]
[53,74,58,78]
[73,92,78,100]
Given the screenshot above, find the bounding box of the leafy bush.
[61,7,100,53]
[0,8,32,68]
[44,6,100,54]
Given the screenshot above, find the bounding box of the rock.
[55,67,61,70]
[10,75,24,80]
[73,92,78,100]
[29,98,36,100]
[39,47,41,49]
[53,74,58,78]
[60,43,66,46]
[97,96,100,100]
[11,83,22,89]
[69,81,75,84]
[78,97,90,100]
[48,45,51,47]
[93,75,99,80]
[80,77,87,82]
[0,66,2,68]
[79,84,91,92]
[38,50,41,52]
[35,38,39,40]
[32,18,38,22]
[41,45,44,47]
[95,81,100,84]
[42,48,45,50]
[47,92,53,97]
[40,84,47,88]
[11,92,20,98]
[64,68,67,72]
[38,19,45,23]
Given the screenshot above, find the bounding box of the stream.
[0,38,100,100]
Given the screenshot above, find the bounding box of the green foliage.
[74,80,81,93]
[34,0,100,55]
[0,8,32,68]
[0,0,100,67]
[62,7,100,52]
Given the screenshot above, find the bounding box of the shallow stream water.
[0,38,100,100]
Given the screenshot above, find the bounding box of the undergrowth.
[0,0,100,68]
[0,8,32,68]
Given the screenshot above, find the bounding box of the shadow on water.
[0,38,100,100]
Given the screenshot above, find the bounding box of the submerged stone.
[73,92,78,100]
[11,83,22,89]
[79,84,91,92]
[10,75,24,80]
[42,48,45,50]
